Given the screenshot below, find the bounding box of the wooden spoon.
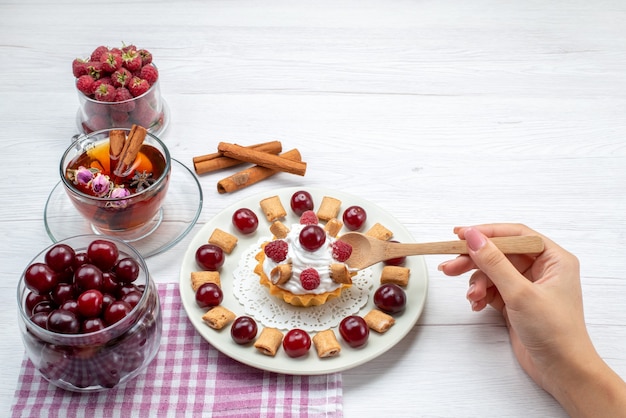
[337,232,545,270]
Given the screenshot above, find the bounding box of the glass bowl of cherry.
[16,235,162,392]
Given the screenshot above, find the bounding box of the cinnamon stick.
[217,149,302,194]
[217,142,306,176]
[114,125,147,178]
[193,141,283,175]
[109,130,126,175]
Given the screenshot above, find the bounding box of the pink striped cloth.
[11,283,342,417]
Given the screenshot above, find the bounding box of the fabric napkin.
[11,283,343,417]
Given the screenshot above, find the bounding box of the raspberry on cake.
[299,210,318,225]
[264,240,289,263]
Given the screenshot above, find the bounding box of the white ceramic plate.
[179,187,428,375]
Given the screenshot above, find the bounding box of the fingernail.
[466,283,476,299]
[437,261,449,271]
[470,300,479,311]
[465,228,487,251]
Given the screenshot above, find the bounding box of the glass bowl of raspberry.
[73,44,168,136]
[17,235,162,392]
[60,126,171,242]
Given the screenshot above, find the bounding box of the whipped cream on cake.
[262,223,342,295]
[254,208,354,307]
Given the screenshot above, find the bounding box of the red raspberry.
[76,75,95,95]
[72,58,88,78]
[130,98,157,127]
[139,65,159,85]
[113,87,136,112]
[90,45,109,62]
[300,268,320,290]
[111,68,133,88]
[85,61,103,80]
[92,77,112,94]
[110,110,131,126]
[331,241,352,262]
[128,77,150,97]
[84,100,108,116]
[299,210,318,225]
[264,240,289,263]
[121,44,137,53]
[83,114,110,133]
[93,83,116,102]
[100,51,122,73]
[138,49,153,65]
[122,49,142,72]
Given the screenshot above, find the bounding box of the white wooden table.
[1,1,625,416]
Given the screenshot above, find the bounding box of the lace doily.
[233,238,374,332]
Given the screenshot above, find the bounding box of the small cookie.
[316,196,342,221]
[191,271,221,291]
[254,327,284,356]
[270,263,292,285]
[202,306,236,330]
[363,309,395,333]
[260,196,287,222]
[323,218,343,237]
[312,329,341,358]
[365,223,393,241]
[329,263,352,284]
[208,228,238,254]
[380,266,410,287]
[270,221,290,239]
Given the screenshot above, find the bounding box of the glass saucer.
[44,158,202,258]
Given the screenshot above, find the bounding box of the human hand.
[439,224,626,417]
[439,223,587,386]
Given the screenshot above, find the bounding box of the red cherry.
[30,312,49,330]
[32,301,54,315]
[45,244,76,273]
[24,263,59,295]
[101,293,116,311]
[232,208,259,234]
[77,289,104,318]
[373,283,406,314]
[101,272,120,294]
[342,206,367,231]
[290,191,314,216]
[60,300,80,316]
[25,291,50,314]
[82,317,106,333]
[298,225,326,251]
[339,316,369,348]
[195,244,225,271]
[282,329,311,357]
[74,264,103,292]
[87,239,119,271]
[230,316,258,344]
[50,283,76,306]
[72,252,90,270]
[113,257,140,283]
[104,300,132,325]
[121,290,143,308]
[47,309,81,334]
[195,283,223,308]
